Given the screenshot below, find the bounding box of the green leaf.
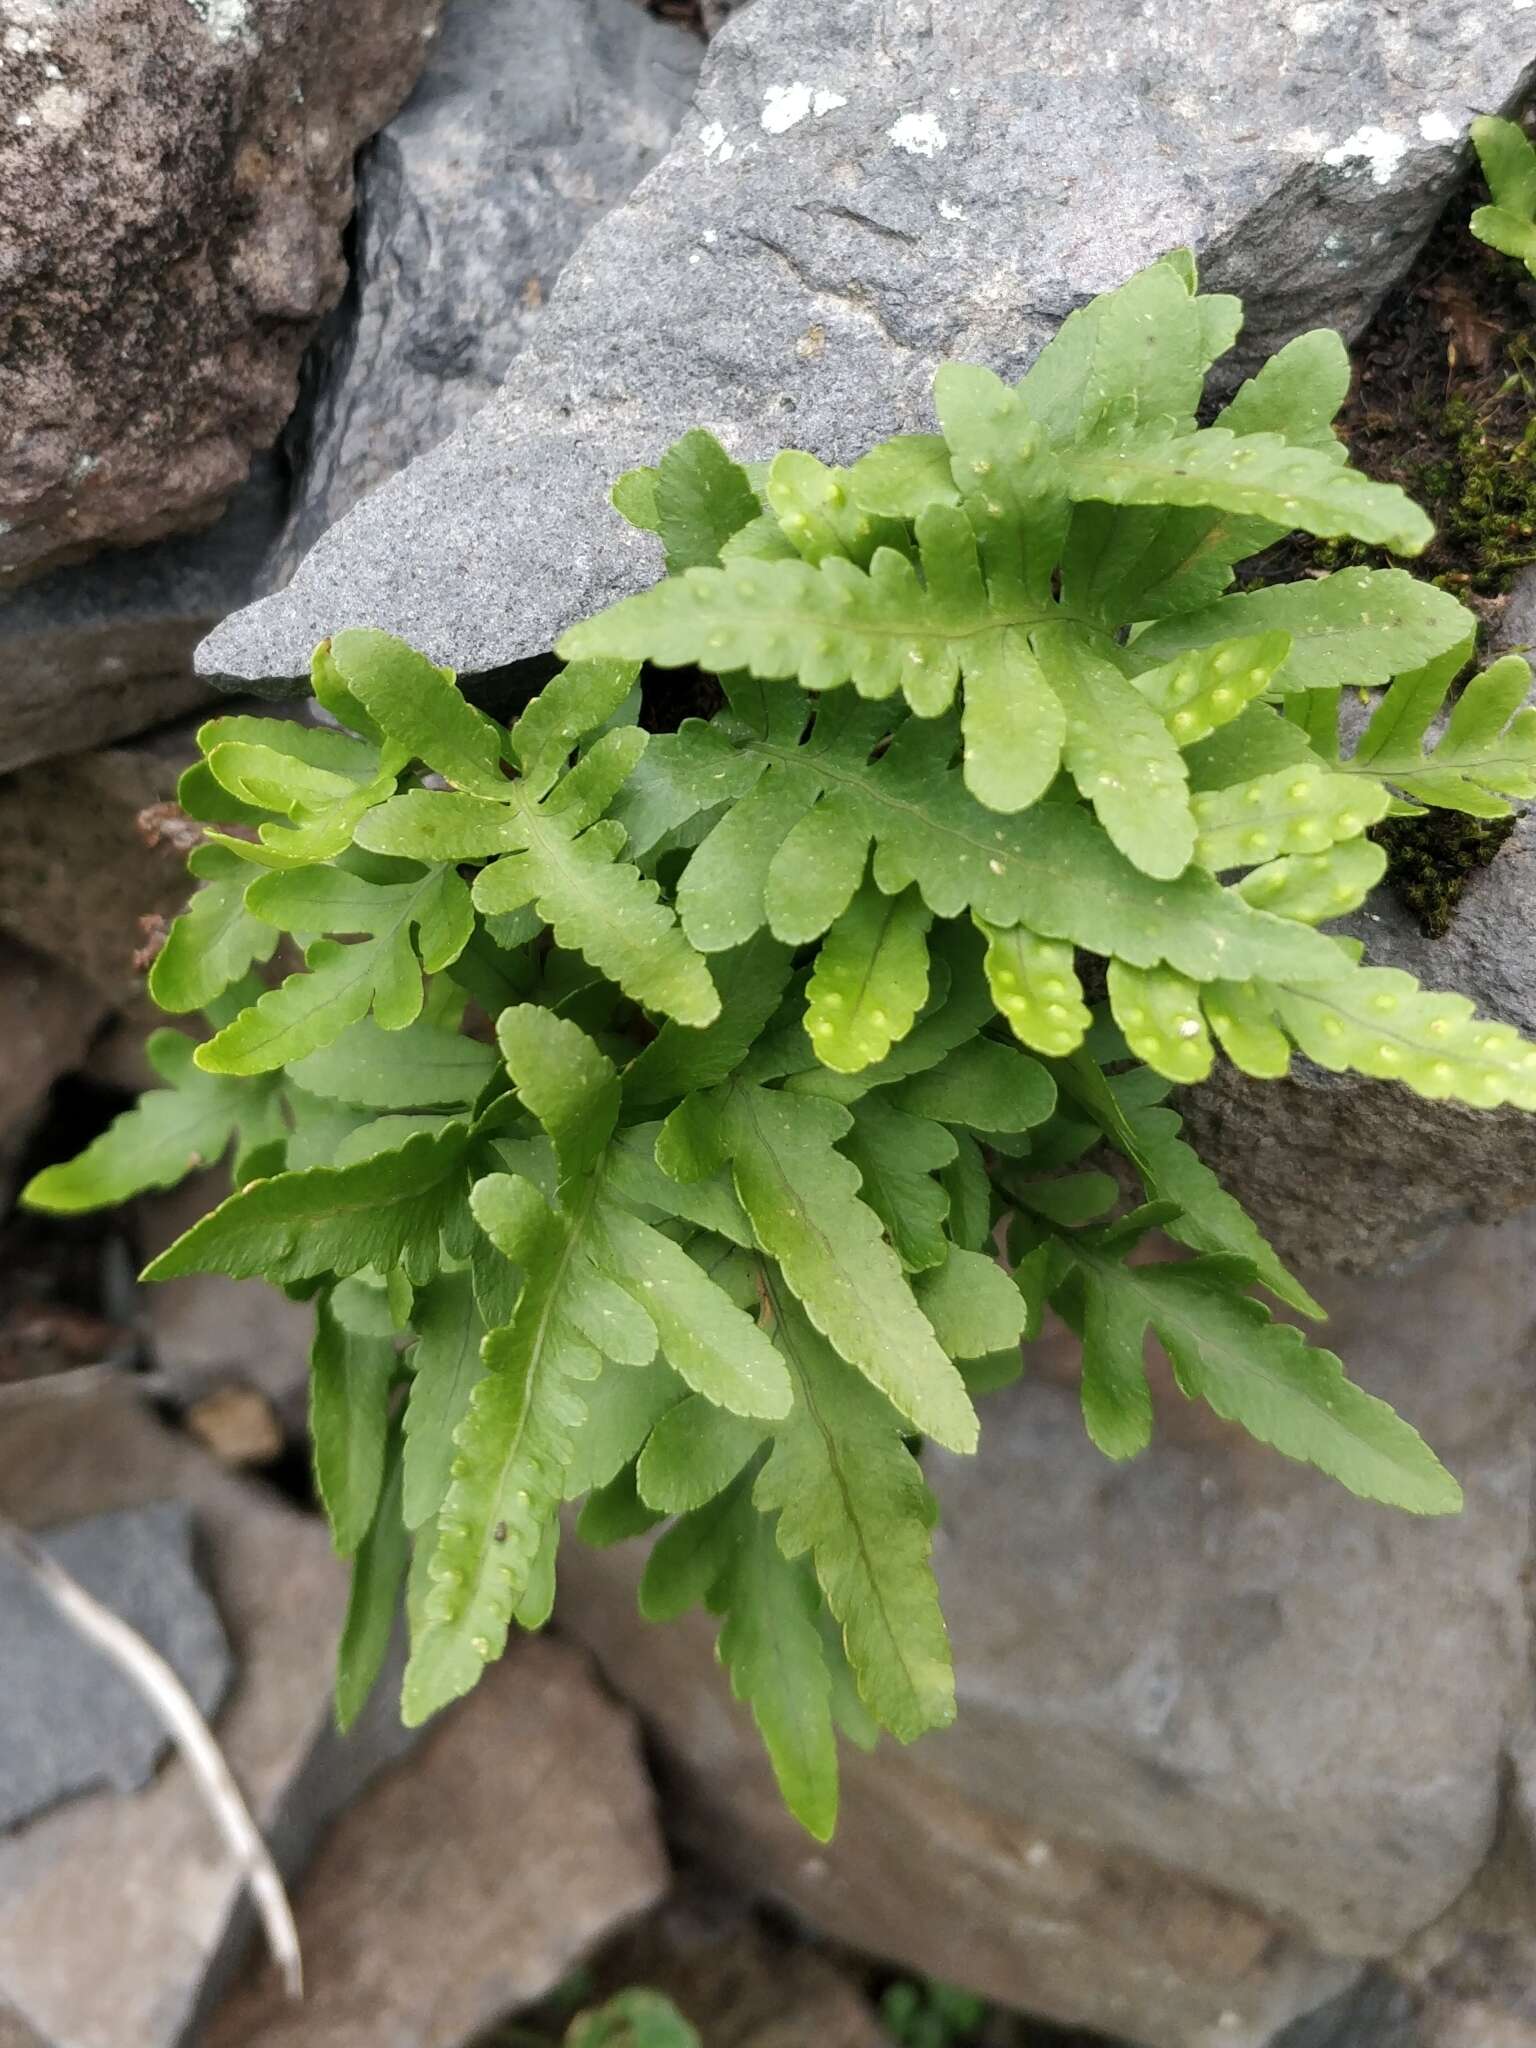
[471,813,719,1027]
[635,1393,767,1512]
[1471,116,1536,276]
[837,1095,955,1273]
[1349,652,1536,816]
[756,1288,954,1744]
[1191,763,1390,872]
[893,1037,1056,1133]
[1033,621,1195,877]
[713,1083,978,1452]
[713,1500,840,1840]
[335,1430,408,1733]
[288,1012,497,1110]
[625,934,795,1106]
[1065,1246,1461,1513]
[326,628,508,797]
[1108,959,1214,1084]
[913,1248,1029,1359]
[148,843,280,1014]
[655,429,763,571]
[310,1295,396,1556]
[22,1030,258,1213]
[403,1171,601,1723]
[198,866,473,1076]
[402,1270,489,1530]
[804,880,932,1071]
[1132,569,1473,694]
[497,1004,620,1186]
[977,919,1091,1058]
[1065,428,1431,554]
[141,1124,473,1289]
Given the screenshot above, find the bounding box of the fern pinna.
[29,253,1536,1839]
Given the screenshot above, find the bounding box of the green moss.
[1372,809,1517,937]
[1415,392,1536,595]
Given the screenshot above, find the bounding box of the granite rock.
[0,1392,415,2048]
[202,0,1536,686]
[0,1502,232,1831]
[0,463,285,779]
[555,1214,1536,2046]
[203,1638,667,2048]
[270,0,702,581]
[0,0,444,583]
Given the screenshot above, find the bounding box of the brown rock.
[204,1638,669,2048]
[185,1386,285,1467]
[0,722,202,1000]
[0,1390,414,2048]
[554,1217,1536,2045]
[0,0,445,583]
[555,1547,1357,2048]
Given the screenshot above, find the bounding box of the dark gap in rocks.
[1,1074,139,1388]
[1256,157,1536,607]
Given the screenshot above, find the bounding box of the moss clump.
[1417,378,1536,595]
[1372,809,1517,937]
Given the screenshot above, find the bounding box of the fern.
[1470,115,1536,277]
[29,251,1536,1841]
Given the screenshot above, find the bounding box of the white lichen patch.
[184,0,254,45]
[761,82,815,133]
[888,110,948,157]
[1418,109,1459,143]
[760,83,847,134]
[699,119,735,164]
[1322,123,1409,185]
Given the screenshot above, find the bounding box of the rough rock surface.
[271,0,702,580]
[0,0,444,584]
[0,1392,414,2048]
[202,0,1536,685]
[0,463,284,779]
[0,718,206,1002]
[0,1502,231,1831]
[1179,808,1536,1270]
[138,1174,316,1431]
[555,1214,1536,2047]
[204,1638,669,2048]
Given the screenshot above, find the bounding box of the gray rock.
[1179,808,1536,1270]
[270,0,702,581]
[0,1391,415,2048]
[203,1638,669,2048]
[0,1503,232,1831]
[0,0,444,584]
[1491,566,1536,659]
[201,0,1536,687]
[555,1214,1536,2046]
[0,463,285,779]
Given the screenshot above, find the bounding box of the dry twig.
[0,1514,303,1998]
